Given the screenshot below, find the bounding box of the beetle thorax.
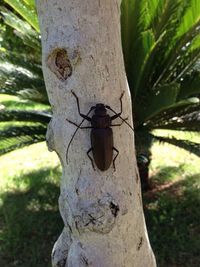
[95,104,107,116]
[91,114,111,128]
[91,104,111,128]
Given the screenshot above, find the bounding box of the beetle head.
[95,104,107,116]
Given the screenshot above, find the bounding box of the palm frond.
[0,5,47,105]
[135,83,180,125]
[0,64,38,89]
[23,0,35,9]
[133,29,156,96]
[136,0,187,92]
[0,50,42,75]
[0,110,51,124]
[3,0,39,32]
[0,140,43,155]
[17,88,48,104]
[121,0,152,97]
[178,70,200,99]
[0,125,47,155]
[153,134,200,157]
[0,135,45,155]
[0,61,47,103]
[0,125,46,138]
[0,1,50,156]
[144,99,200,129]
[0,7,40,50]
[152,0,200,87]
[153,110,200,132]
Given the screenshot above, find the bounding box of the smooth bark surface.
[36,0,157,266]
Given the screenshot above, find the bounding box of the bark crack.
[80,254,90,266]
[109,201,119,217]
[137,237,144,251]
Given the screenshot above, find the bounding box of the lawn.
[0,95,200,267]
[0,139,199,267]
[0,143,61,267]
[146,133,200,267]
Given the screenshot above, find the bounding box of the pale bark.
[36,0,157,266]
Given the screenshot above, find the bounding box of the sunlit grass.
[0,125,200,266]
[154,129,200,143]
[151,136,200,180]
[0,143,61,267]
[0,142,59,190]
[145,138,200,267]
[0,94,50,111]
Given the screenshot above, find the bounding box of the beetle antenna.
[66,108,94,163]
[106,106,134,131]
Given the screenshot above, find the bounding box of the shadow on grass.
[144,166,200,267]
[0,168,63,267]
[1,164,199,267]
[150,164,186,184]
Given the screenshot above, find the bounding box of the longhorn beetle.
[66,91,134,171]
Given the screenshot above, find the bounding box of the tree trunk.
[36,1,157,266]
[135,130,153,191]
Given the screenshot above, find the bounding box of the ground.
[0,95,199,266]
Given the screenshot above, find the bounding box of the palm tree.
[121,0,200,188]
[1,0,200,189]
[0,0,50,154]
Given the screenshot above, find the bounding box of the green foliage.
[0,109,51,123]
[1,0,200,160]
[145,170,200,267]
[121,0,200,158]
[3,0,39,32]
[154,135,200,157]
[0,0,49,155]
[143,139,200,266]
[0,125,47,155]
[0,144,62,267]
[0,140,199,266]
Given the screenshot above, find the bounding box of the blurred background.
[0,0,200,266]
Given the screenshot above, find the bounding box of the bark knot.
[47,48,72,81]
[74,195,119,234]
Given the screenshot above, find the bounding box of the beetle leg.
[71,90,93,121]
[111,117,128,126]
[112,147,119,171]
[66,119,93,129]
[87,148,95,170]
[110,113,121,120]
[106,91,134,131]
[109,91,125,121]
[66,103,95,164]
[119,91,125,114]
[109,95,129,125]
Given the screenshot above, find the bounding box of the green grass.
[0,141,199,267]
[144,175,200,267]
[0,93,200,266]
[144,139,200,267]
[0,94,50,111]
[0,143,62,267]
